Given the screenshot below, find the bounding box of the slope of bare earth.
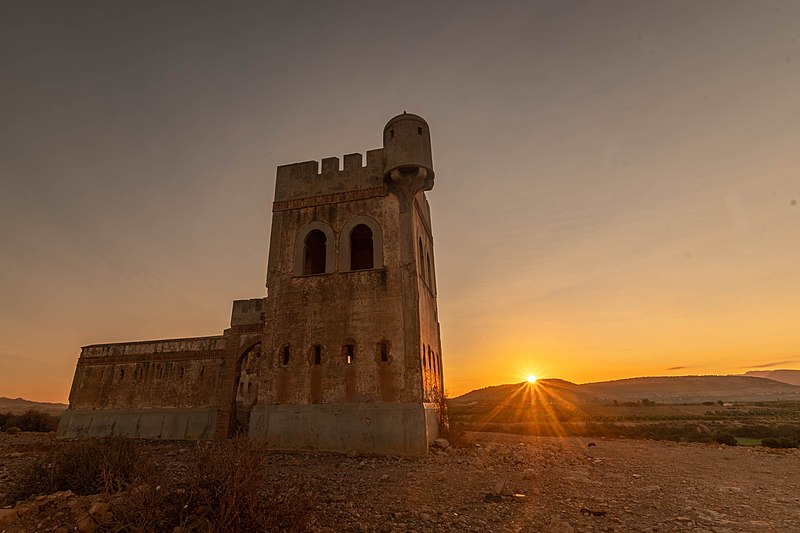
[744,370,800,387]
[1,432,799,532]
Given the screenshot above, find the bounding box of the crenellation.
[274,149,385,202]
[366,148,383,169]
[343,152,363,170]
[321,156,339,175]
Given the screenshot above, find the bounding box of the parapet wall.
[230,298,267,333]
[274,149,385,202]
[79,336,227,361]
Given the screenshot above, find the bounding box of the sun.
[526,374,538,383]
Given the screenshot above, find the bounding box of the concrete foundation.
[57,408,218,440]
[248,402,439,456]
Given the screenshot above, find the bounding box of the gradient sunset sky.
[2,1,799,402]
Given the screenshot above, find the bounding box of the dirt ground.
[1,431,798,532]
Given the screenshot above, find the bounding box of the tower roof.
[383,112,428,133]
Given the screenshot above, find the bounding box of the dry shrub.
[187,435,314,532]
[7,434,313,531]
[0,410,59,432]
[115,435,314,532]
[5,436,141,504]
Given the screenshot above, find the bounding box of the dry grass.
[7,435,315,532]
[5,436,140,503]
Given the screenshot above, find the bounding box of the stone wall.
[58,300,265,440]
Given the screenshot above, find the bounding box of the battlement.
[230,297,267,326]
[274,148,385,202]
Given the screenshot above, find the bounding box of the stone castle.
[58,113,445,455]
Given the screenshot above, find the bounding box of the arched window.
[312,344,322,365]
[379,340,390,363]
[303,230,327,275]
[280,346,290,366]
[350,224,374,270]
[418,238,425,280]
[340,216,383,271]
[343,342,355,364]
[426,252,432,285]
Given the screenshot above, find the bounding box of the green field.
[447,396,800,446]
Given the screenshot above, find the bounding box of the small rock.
[432,438,450,449]
[512,493,527,502]
[588,442,597,447]
[633,474,642,479]
[522,468,536,479]
[544,518,575,533]
[346,450,358,458]
[7,452,23,458]
[15,504,34,517]
[0,509,20,528]
[76,514,96,533]
[494,481,505,494]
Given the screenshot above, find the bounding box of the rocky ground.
[1,431,799,532]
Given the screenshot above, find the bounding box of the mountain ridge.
[0,397,68,415]
[454,374,800,404]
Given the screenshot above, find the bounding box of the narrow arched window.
[344,342,355,364]
[304,230,327,275]
[426,253,432,285]
[280,346,290,366]
[350,224,373,270]
[418,238,425,279]
[379,340,390,363]
[313,345,322,365]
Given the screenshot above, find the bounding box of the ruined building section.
[250,113,444,455]
[58,113,445,456]
[57,299,265,440]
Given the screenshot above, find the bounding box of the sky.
[1,1,799,402]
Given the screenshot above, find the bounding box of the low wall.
[248,402,439,456]
[57,408,218,440]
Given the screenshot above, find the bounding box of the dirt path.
[1,432,798,532]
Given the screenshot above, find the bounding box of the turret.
[383,113,435,186]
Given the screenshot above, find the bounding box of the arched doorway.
[232,342,261,434]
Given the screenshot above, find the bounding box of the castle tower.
[249,113,445,455]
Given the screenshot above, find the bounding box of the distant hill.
[743,369,800,387]
[0,397,67,415]
[580,375,800,403]
[453,375,800,405]
[452,378,602,405]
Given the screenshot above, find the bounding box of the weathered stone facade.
[58,113,444,455]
